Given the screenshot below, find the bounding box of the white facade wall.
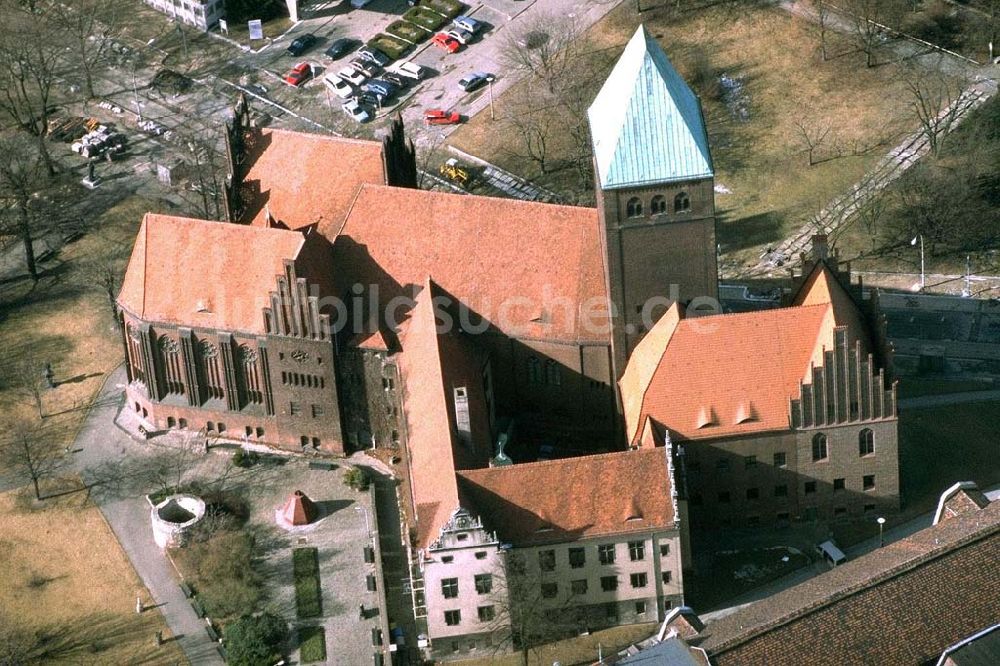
[143,0,225,31]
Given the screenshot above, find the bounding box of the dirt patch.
[0,486,184,664]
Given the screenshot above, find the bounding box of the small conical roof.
[279,490,319,526]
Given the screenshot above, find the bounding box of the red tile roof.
[332,184,610,343]
[278,490,319,526]
[241,128,386,232]
[118,213,306,334]
[702,500,1000,666]
[620,262,872,443]
[456,448,676,547]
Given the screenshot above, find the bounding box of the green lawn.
[292,548,323,619]
[899,400,1000,513]
[298,625,327,663]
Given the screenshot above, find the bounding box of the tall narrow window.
[859,428,875,456]
[527,356,542,384]
[674,191,691,212]
[544,360,561,386]
[812,433,828,461]
[651,195,666,214]
[239,345,262,404]
[126,324,146,384]
[158,337,184,395]
[626,197,643,218]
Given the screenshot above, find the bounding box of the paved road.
[70,368,225,666]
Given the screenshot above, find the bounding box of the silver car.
[342,99,372,123]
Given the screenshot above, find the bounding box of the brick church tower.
[589,26,719,381]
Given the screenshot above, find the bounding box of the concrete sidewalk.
[71,367,225,666]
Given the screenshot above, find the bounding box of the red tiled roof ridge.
[707,505,1000,655]
[458,447,665,477]
[264,126,382,150]
[694,301,831,323]
[349,182,600,216]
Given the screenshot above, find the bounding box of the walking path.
[70,367,225,666]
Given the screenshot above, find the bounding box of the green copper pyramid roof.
[588,26,714,190]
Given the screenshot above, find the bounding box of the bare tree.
[794,120,831,166]
[502,86,558,175]
[843,0,892,67]
[904,65,969,157]
[0,4,62,175]
[44,0,125,100]
[855,188,889,249]
[0,132,48,281]
[2,421,62,500]
[0,353,48,419]
[488,551,581,666]
[497,12,581,95]
[184,133,224,220]
[812,0,831,61]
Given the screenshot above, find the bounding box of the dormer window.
[626,197,643,218]
[674,191,691,213]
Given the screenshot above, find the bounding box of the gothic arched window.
[651,195,666,215]
[812,433,828,461]
[674,191,691,213]
[859,428,875,456]
[626,197,643,218]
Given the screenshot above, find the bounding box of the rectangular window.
[605,602,618,620]
[311,404,324,418]
[538,550,555,572]
[568,547,585,569]
[290,402,301,416]
[477,605,495,622]
[744,455,757,469]
[659,543,670,557]
[540,583,558,598]
[834,478,846,491]
[600,575,618,591]
[441,578,458,599]
[474,574,492,594]
[716,459,730,471]
[635,601,647,615]
[804,507,818,521]
[773,452,787,468]
[834,506,848,517]
[444,610,461,626]
[475,551,487,560]
[571,579,588,595]
[628,541,645,561]
[777,512,791,524]
[661,571,672,584]
[774,484,788,498]
[629,572,648,588]
[746,487,759,500]
[864,503,876,514]
[804,481,817,494]
[747,515,760,527]
[718,491,731,504]
[382,377,394,391]
[863,474,875,490]
[441,556,453,563]
[598,544,616,565]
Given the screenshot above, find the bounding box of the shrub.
[232,449,260,468]
[223,612,288,666]
[173,531,263,620]
[343,467,370,491]
[902,1,965,49]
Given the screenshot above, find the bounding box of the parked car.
[323,73,354,99]
[458,71,491,92]
[386,60,425,81]
[338,65,367,86]
[424,109,461,125]
[324,38,359,60]
[431,33,461,53]
[452,15,483,35]
[381,72,408,89]
[363,78,399,99]
[349,59,379,78]
[358,47,392,67]
[284,62,312,87]
[444,28,473,45]
[356,91,384,108]
[286,33,317,57]
[342,99,371,122]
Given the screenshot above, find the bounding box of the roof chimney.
[811,234,830,261]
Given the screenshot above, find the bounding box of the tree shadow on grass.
[2,611,172,664]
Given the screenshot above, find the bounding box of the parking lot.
[230,0,622,149]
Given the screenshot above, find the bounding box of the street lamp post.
[911,235,925,291]
[486,75,496,121]
[877,516,886,548]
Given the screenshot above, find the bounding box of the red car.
[424,109,462,125]
[284,62,311,86]
[431,33,461,53]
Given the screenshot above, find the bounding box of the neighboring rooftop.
[588,25,713,189]
[118,214,307,335]
[333,184,609,342]
[241,128,386,232]
[456,447,676,547]
[700,498,1000,666]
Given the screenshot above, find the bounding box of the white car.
[338,65,367,86]
[386,60,426,81]
[452,16,482,35]
[445,28,473,45]
[323,73,353,99]
[342,99,371,123]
